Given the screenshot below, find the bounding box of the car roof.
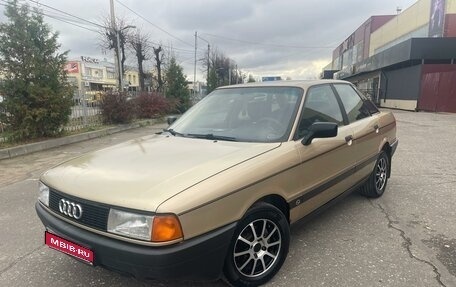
[217,79,351,90]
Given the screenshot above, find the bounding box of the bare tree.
[128,29,150,92]
[153,45,165,93]
[202,47,243,93]
[98,16,132,88]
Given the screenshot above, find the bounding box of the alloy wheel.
[375,157,388,191]
[233,219,281,278]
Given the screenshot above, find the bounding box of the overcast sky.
[0,0,417,81]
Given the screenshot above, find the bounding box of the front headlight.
[107,209,184,242]
[107,209,154,241]
[38,182,50,206]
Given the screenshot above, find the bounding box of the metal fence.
[0,90,155,138]
[65,90,104,132]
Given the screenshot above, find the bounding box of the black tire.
[223,202,290,287]
[359,150,390,198]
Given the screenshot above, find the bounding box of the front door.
[289,84,356,222]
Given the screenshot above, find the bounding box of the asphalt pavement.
[0,110,455,287]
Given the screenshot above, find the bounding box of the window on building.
[133,75,136,84]
[342,50,353,69]
[107,72,115,79]
[355,41,364,63]
[106,67,115,79]
[92,69,103,78]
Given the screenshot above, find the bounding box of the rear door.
[332,84,381,182]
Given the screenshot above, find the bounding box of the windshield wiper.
[187,133,237,142]
[163,128,185,137]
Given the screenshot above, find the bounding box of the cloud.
[0,0,418,80]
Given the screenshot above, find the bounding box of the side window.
[362,99,380,115]
[353,87,380,115]
[333,84,370,123]
[296,85,343,139]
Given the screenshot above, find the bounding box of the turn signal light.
[152,215,183,242]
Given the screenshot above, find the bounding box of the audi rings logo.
[58,199,83,220]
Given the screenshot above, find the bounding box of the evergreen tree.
[206,67,218,94]
[165,57,190,113]
[0,0,73,140]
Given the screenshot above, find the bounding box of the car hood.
[41,134,280,212]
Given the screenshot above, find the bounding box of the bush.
[100,92,175,124]
[100,93,135,124]
[1,84,73,141]
[134,92,173,119]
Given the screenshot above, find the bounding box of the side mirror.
[167,116,177,125]
[301,122,338,146]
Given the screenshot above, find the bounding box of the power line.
[178,56,196,64]
[0,1,99,33]
[202,33,335,49]
[114,0,194,48]
[26,0,107,29]
[45,14,99,33]
[0,0,199,55]
[149,40,195,54]
[197,35,210,45]
[39,9,100,28]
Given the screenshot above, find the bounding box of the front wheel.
[360,150,390,198]
[223,203,290,287]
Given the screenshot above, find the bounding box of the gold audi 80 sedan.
[36,80,398,287]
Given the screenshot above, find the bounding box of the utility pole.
[110,0,123,91]
[116,31,123,91]
[235,64,238,84]
[193,31,197,101]
[194,33,211,97]
[228,62,231,85]
[196,34,210,88]
[207,43,210,88]
[228,66,231,86]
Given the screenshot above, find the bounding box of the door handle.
[373,124,379,134]
[345,135,353,146]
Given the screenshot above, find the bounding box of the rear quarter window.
[333,84,371,123]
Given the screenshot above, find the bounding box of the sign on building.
[81,56,100,64]
[64,62,79,74]
[429,0,445,37]
[262,76,282,82]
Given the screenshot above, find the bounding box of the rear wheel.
[360,150,389,198]
[223,202,290,287]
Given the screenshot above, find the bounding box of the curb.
[0,119,163,160]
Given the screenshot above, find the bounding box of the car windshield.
[169,86,303,143]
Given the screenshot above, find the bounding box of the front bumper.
[36,202,236,280]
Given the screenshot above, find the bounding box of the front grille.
[49,189,110,231]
